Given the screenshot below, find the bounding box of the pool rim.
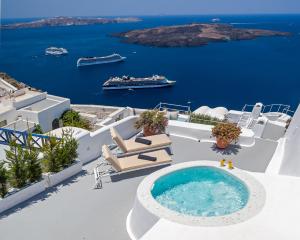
[136,160,266,226]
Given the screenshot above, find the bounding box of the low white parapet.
[168,120,255,146]
[0,160,83,214]
[0,179,46,214]
[44,160,82,187]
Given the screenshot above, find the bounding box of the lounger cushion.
[118,149,171,171]
[102,145,122,172]
[125,134,172,152]
[110,127,127,152]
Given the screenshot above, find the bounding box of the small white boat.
[211,18,221,23]
[45,47,68,56]
[77,54,126,67]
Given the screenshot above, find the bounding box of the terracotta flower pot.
[216,138,230,149]
[143,126,157,136]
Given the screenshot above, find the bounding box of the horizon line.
[2,12,300,20]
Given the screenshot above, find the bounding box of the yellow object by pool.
[228,160,234,169]
[220,159,226,167]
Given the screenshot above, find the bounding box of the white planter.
[0,180,46,214]
[44,160,82,187]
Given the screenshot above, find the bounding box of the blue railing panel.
[0,128,52,149]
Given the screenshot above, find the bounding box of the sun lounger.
[110,127,172,154]
[94,145,172,188]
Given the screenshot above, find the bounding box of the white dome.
[193,106,210,115]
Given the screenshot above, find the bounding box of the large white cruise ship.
[77,53,126,67]
[102,75,176,90]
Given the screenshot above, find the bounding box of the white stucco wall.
[77,115,140,164]
[13,92,47,110]
[16,109,39,125]
[261,120,286,141]
[17,97,70,132]
[0,107,17,125]
[44,161,82,187]
[279,104,300,176]
[37,99,70,132]
[0,180,46,214]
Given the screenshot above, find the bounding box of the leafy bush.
[5,140,27,189]
[212,123,241,142]
[61,110,91,130]
[135,110,168,134]
[0,162,8,198]
[190,113,222,126]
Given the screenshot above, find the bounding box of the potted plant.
[135,110,168,136]
[212,123,241,149]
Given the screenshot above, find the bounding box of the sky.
[1,0,300,19]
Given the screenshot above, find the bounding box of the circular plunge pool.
[151,166,249,217]
[127,161,266,240]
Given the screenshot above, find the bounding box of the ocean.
[1,15,300,111]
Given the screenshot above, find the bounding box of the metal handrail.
[238,103,294,128]
[154,102,191,114]
[241,103,293,115]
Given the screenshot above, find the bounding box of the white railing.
[238,103,294,128]
[154,102,191,115]
[241,103,293,115]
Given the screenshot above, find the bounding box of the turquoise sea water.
[0,15,300,110]
[151,167,249,217]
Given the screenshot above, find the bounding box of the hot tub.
[127,161,266,240]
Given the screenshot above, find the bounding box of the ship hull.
[103,82,175,90]
[77,57,126,67]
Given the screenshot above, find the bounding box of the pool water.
[151,166,249,217]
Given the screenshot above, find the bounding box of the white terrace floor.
[0,135,300,240]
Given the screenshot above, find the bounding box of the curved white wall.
[279,104,300,176]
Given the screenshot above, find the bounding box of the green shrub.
[61,110,91,130]
[42,130,78,172]
[190,113,222,126]
[56,129,78,168]
[5,140,27,189]
[24,134,42,183]
[0,162,8,198]
[32,124,43,134]
[42,136,62,173]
